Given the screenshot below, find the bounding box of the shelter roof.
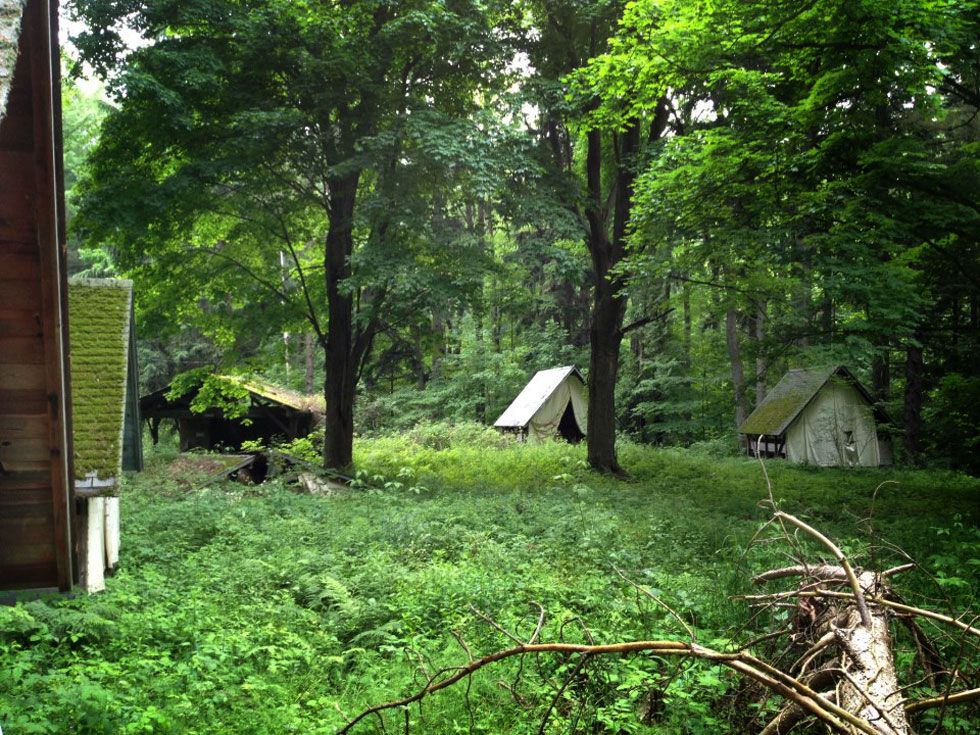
[0,0,24,121]
[69,279,134,482]
[142,375,325,416]
[221,375,326,414]
[494,366,584,429]
[738,365,878,436]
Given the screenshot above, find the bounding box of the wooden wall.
[0,0,74,591]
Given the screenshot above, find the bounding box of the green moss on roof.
[738,366,838,436]
[69,279,134,482]
[222,375,325,414]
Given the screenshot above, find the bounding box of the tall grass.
[1,433,977,734]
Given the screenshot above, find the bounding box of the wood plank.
[28,0,75,592]
[0,335,45,364]
[0,469,50,492]
[0,240,38,256]
[0,112,34,152]
[0,414,48,437]
[0,388,49,415]
[0,252,41,280]
[0,287,42,312]
[0,310,43,337]
[1,436,51,465]
[0,562,58,590]
[0,364,48,390]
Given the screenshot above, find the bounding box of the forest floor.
[2,434,978,734]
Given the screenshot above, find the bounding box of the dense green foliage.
[2,435,977,733]
[63,0,979,472]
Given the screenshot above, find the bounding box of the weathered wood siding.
[0,0,74,590]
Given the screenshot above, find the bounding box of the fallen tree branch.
[774,512,872,626]
[904,686,980,713]
[335,639,882,735]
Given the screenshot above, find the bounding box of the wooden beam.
[27,0,73,591]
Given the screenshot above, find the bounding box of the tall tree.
[70,0,514,468]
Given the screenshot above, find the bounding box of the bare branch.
[905,686,980,713]
[774,512,872,627]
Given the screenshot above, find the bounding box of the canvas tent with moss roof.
[69,278,142,592]
[738,366,892,467]
[141,375,324,452]
[1,0,76,592]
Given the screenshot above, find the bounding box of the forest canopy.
[63,0,980,473]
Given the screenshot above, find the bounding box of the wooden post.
[103,496,119,570]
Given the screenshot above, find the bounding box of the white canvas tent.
[494,367,588,442]
[738,366,893,467]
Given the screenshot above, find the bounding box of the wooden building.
[0,0,76,591]
[142,376,323,452]
[69,279,142,592]
[738,366,893,467]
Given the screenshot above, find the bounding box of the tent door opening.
[557,402,584,443]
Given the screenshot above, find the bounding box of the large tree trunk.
[324,173,360,470]
[727,307,749,428]
[584,122,637,474]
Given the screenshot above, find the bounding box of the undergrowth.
[1,434,977,734]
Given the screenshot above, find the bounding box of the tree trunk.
[754,301,767,406]
[304,333,315,394]
[682,283,692,366]
[903,333,924,463]
[323,173,360,470]
[584,120,638,474]
[727,307,749,428]
[871,345,890,404]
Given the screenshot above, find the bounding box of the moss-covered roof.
[69,279,134,482]
[0,0,25,122]
[739,365,843,436]
[222,375,326,414]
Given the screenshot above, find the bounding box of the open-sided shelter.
[738,366,892,467]
[494,366,588,443]
[0,0,76,591]
[141,376,324,452]
[69,279,142,592]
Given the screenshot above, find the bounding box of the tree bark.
[323,172,360,470]
[584,121,635,474]
[727,307,749,428]
[304,333,315,394]
[903,333,924,463]
[754,301,767,406]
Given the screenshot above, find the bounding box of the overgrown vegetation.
[3,435,977,733]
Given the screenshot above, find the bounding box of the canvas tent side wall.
[0,0,75,591]
[784,378,881,467]
[526,374,587,441]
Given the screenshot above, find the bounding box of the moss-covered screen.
[69,279,133,481]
